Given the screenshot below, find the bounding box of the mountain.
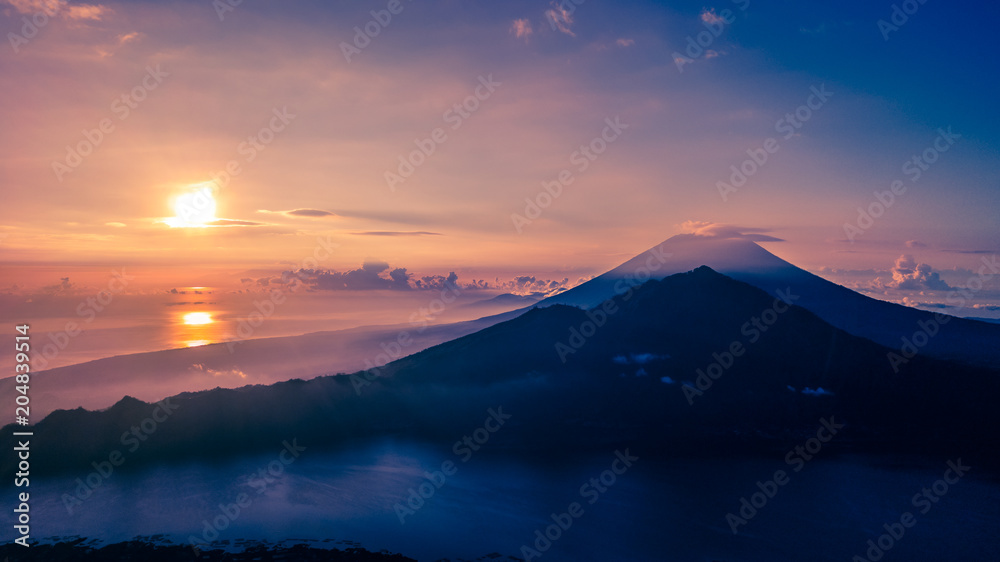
[15,233,992,420]
[462,292,545,307]
[540,234,1000,368]
[9,267,999,478]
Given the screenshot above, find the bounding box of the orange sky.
[1,0,997,312]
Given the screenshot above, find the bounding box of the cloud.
[205,219,265,227]
[612,353,669,365]
[678,221,785,242]
[879,255,952,291]
[905,240,927,248]
[489,275,570,295]
[293,261,412,291]
[40,276,74,295]
[615,38,635,47]
[105,222,126,228]
[285,264,574,294]
[287,209,336,218]
[350,231,442,237]
[4,0,107,20]
[700,9,725,25]
[942,249,995,255]
[4,0,61,15]
[510,18,532,39]
[258,208,337,218]
[413,272,459,290]
[544,2,575,36]
[65,3,105,20]
[98,30,141,57]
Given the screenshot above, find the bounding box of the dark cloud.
[295,261,412,291]
[942,249,995,255]
[285,209,336,218]
[413,272,459,290]
[41,277,74,295]
[279,262,572,295]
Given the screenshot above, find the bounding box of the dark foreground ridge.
[0,538,418,561]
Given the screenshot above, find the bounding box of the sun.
[183,312,213,325]
[167,183,218,227]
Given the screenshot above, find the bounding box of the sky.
[1,0,999,323]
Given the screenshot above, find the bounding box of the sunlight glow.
[183,312,213,325]
[166,184,218,228]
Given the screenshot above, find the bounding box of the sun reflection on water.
[175,309,224,348]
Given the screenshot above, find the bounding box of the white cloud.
[881,255,951,291]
